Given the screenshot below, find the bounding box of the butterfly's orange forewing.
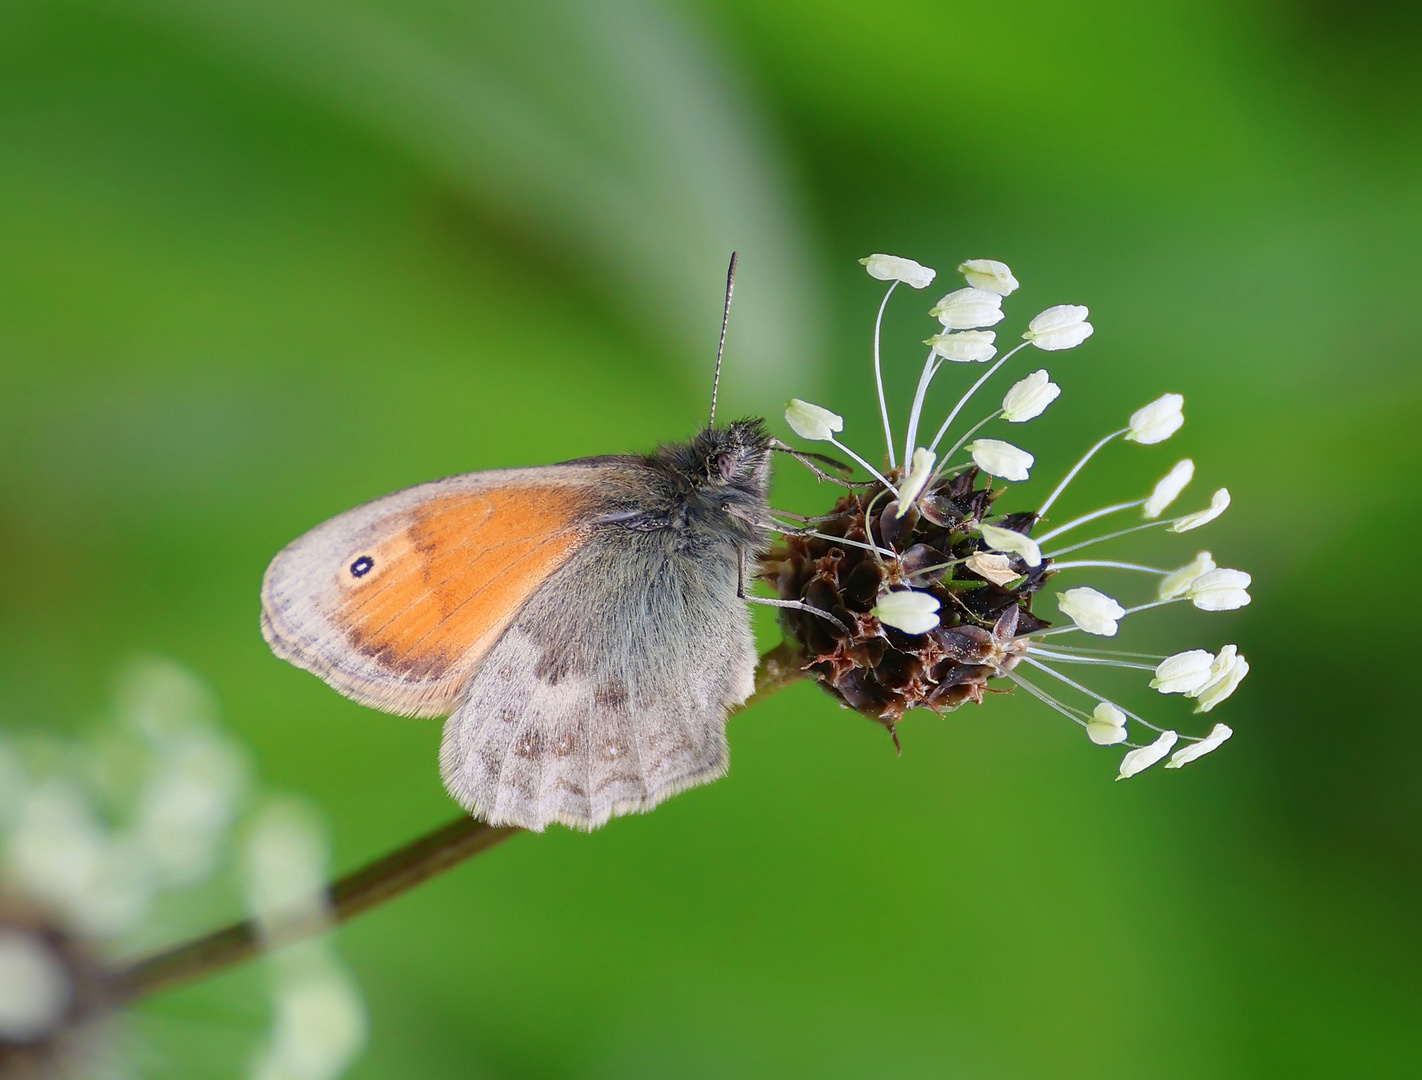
[331,486,588,679]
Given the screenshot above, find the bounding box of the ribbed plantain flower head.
[763,255,1251,776]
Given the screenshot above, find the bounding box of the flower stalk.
[113,643,805,1002]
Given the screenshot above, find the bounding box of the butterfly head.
[647,418,772,542]
[694,417,772,489]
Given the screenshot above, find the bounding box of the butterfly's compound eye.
[717,452,737,481]
[350,555,374,578]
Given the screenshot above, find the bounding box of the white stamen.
[1117,730,1179,779]
[926,342,1032,454]
[1187,568,1252,611]
[874,590,941,634]
[828,436,899,495]
[1001,369,1061,423]
[1166,723,1233,767]
[958,258,1019,295]
[1056,587,1126,636]
[1158,552,1216,599]
[1020,656,1169,733]
[1005,670,1091,728]
[1119,599,1180,618]
[784,399,844,442]
[924,330,998,364]
[933,410,1004,476]
[1043,519,1170,560]
[895,448,936,518]
[1143,459,1195,519]
[979,522,1043,568]
[1170,488,1231,533]
[1036,428,1129,518]
[903,346,943,464]
[1125,393,1185,444]
[1031,645,1168,660]
[1187,645,1249,712]
[967,438,1034,482]
[871,282,900,469]
[1026,647,1157,671]
[1023,305,1093,351]
[930,287,1005,329]
[1086,702,1129,746]
[1150,650,1216,695]
[1048,559,1166,574]
[1034,500,1145,544]
[860,253,936,289]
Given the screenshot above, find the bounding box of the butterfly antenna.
[709,251,738,428]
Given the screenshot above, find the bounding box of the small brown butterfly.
[261,256,831,832]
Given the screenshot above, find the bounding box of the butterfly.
[260,256,835,832]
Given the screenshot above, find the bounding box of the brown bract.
[761,468,1054,744]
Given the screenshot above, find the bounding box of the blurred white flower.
[1125,393,1184,444]
[1000,370,1060,423]
[1166,723,1233,768]
[1150,650,1215,695]
[964,552,1021,586]
[967,438,1034,482]
[245,801,332,932]
[784,399,844,442]
[930,287,1004,329]
[1057,587,1126,636]
[1086,703,1128,746]
[1159,551,1216,600]
[925,330,997,363]
[1143,459,1194,519]
[874,590,941,634]
[252,963,368,1080]
[957,258,1019,295]
[137,731,249,888]
[1187,645,1249,712]
[117,658,221,746]
[0,656,367,1080]
[1188,569,1252,611]
[7,782,155,939]
[0,929,72,1043]
[1023,305,1093,351]
[243,800,367,1080]
[860,253,935,289]
[979,522,1043,568]
[1169,488,1230,533]
[1117,730,1179,779]
[896,448,936,517]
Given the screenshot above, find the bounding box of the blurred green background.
[2,0,1419,1075]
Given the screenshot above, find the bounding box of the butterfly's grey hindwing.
[440,420,773,831]
[439,511,757,832]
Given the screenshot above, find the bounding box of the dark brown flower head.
[761,467,1053,746]
[773,253,1253,778]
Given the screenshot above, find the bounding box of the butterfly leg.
[722,503,893,559]
[766,506,857,526]
[768,438,878,488]
[736,546,852,636]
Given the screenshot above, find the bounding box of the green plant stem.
[114,640,804,1002]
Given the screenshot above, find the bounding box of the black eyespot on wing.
[350,555,374,578]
